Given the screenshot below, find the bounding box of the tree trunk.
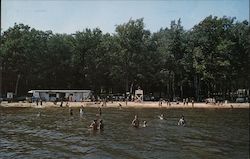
[125,77,129,93]
[194,74,201,101]
[180,84,183,99]
[130,81,134,94]
[0,58,2,97]
[166,80,170,99]
[15,74,21,97]
[194,74,198,100]
[172,72,175,100]
[197,75,200,101]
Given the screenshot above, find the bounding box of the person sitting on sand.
[178,115,186,126]
[131,115,140,128]
[142,120,147,127]
[99,119,104,131]
[90,119,98,131]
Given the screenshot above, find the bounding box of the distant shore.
[0,101,249,109]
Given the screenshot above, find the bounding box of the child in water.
[131,115,140,128]
[69,108,73,116]
[158,114,164,120]
[178,115,186,126]
[99,119,104,131]
[89,119,98,130]
[80,105,84,114]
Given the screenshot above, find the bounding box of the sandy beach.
[0,101,249,109]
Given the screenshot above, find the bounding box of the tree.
[115,18,152,94]
[1,17,248,101]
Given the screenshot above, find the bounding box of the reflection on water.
[0,107,249,159]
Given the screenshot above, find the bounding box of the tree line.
[0,15,249,101]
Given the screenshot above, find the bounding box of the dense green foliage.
[1,16,249,101]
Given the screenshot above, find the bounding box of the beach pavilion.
[28,90,92,102]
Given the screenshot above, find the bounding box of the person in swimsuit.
[131,115,140,128]
[99,119,104,131]
[178,115,186,126]
[90,119,98,130]
[142,120,147,127]
[80,105,84,114]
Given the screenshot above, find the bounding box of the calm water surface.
[0,107,249,159]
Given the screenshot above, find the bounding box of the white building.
[28,90,92,102]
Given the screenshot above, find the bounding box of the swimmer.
[131,115,140,128]
[99,119,104,131]
[178,115,186,126]
[158,114,164,120]
[80,105,84,114]
[142,120,147,127]
[37,112,41,117]
[98,107,102,116]
[69,108,73,116]
[89,119,98,131]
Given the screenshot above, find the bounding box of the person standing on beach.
[131,115,140,128]
[192,99,194,108]
[60,98,63,107]
[159,99,162,107]
[104,99,107,107]
[118,103,122,109]
[101,99,106,107]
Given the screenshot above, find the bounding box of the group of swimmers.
[69,106,186,131]
[79,106,104,131]
[90,106,104,131]
[89,119,104,131]
[67,106,103,131]
[131,114,186,128]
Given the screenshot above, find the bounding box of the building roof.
[28,90,91,93]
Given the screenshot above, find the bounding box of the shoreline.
[0,101,249,109]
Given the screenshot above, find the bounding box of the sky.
[1,0,249,34]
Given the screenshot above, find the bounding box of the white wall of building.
[30,90,92,102]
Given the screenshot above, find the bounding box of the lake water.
[0,107,249,159]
